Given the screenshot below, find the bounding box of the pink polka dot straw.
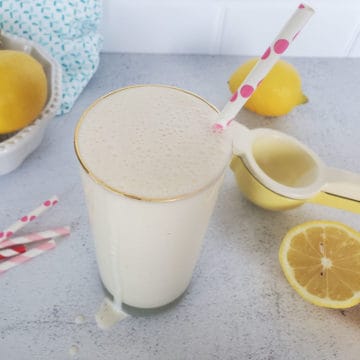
[0,195,59,242]
[0,196,71,275]
[215,3,314,129]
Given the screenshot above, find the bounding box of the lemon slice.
[279,220,360,308]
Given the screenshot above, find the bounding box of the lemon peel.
[228,58,307,117]
[0,50,47,134]
[279,220,360,309]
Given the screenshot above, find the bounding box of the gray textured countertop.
[1,54,360,360]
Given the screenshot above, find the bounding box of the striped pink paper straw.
[0,244,26,260]
[0,195,59,242]
[0,226,70,250]
[0,240,56,274]
[214,3,314,129]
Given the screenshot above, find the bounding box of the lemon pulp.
[279,220,360,308]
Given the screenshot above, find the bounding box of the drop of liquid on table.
[95,297,128,330]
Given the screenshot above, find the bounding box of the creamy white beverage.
[75,85,232,309]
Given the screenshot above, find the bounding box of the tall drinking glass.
[74,85,232,309]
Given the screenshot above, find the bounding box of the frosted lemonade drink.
[75,85,232,309]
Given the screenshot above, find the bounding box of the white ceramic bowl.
[0,32,62,175]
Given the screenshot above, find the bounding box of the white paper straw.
[214,3,314,129]
[0,195,59,242]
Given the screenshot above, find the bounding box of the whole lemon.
[0,50,48,134]
[228,58,307,117]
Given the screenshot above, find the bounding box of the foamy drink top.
[76,85,232,199]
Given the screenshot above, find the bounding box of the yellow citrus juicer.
[229,122,360,213]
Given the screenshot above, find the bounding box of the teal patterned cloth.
[0,0,103,114]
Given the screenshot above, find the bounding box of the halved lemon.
[279,220,360,308]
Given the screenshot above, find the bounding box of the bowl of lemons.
[0,31,62,175]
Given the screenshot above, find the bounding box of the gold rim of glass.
[74,84,230,202]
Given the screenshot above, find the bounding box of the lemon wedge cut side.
[279,220,360,308]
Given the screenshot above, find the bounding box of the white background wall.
[100,0,360,57]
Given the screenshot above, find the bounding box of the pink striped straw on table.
[0,240,56,275]
[0,244,26,260]
[214,3,314,130]
[0,226,70,250]
[0,195,59,242]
